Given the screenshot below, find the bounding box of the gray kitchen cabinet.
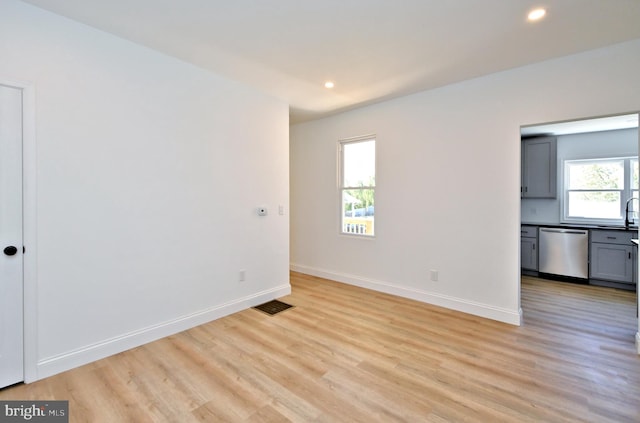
[521,137,557,198]
[521,225,538,271]
[590,230,636,288]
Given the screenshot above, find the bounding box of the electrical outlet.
[239,269,246,282]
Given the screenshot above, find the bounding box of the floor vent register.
[253,300,294,316]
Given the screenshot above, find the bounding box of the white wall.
[1,0,289,380]
[290,39,640,325]
[522,128,639,224]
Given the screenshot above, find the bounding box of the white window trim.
[561,156,637,226]
[338,135,376,237]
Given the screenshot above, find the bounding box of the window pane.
[567,191,621,219]
[629,194,639,223]
[342,189,374,235]
[567,160,624,190]
[343,140,375,187]
[632,159,639,221]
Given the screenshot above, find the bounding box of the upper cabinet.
[521,137,557,198]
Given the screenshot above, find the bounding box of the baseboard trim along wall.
[290,264,522,326]
[34,284,291,381]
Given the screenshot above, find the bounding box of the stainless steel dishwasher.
[538,227,589,279]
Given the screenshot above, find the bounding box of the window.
[339,137,375,236]
[563,157,638,224]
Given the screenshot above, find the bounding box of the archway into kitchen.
[519,112,640,354]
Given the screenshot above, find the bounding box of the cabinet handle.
[629,252,632,259]
[607,236,617,240]
[533,244,535,250]
[541,228,587,235]
[524,187,528,193]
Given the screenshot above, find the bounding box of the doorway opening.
[519,112,640,353]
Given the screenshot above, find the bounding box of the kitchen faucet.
[625,197,638,228]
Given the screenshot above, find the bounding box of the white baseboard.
[636,332,640,355]
[34,284,291,381]
[291,264,522,326]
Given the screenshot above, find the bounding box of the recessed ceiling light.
[528,8,546,21]
[324,81,335,89]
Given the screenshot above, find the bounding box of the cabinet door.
[522,137,557,198]
[590,243,634,283]
[521,238,538,270]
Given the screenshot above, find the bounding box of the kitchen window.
[339,136,375,236]
[563,157,638,225]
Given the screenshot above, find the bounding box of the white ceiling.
[21,0,640,124]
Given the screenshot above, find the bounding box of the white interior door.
[0,84,24,388]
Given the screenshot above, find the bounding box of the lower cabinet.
[590,243,634,283]
[521,237,538,270]
[590,229,637,289]
[521,226,538,271]
[521,226,637,290]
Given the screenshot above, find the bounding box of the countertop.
[521,222,638,232]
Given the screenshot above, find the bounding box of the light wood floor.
[1,272,639,422]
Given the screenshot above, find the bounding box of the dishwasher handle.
[540,228,588,235]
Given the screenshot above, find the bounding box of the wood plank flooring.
[1,272,639,422]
